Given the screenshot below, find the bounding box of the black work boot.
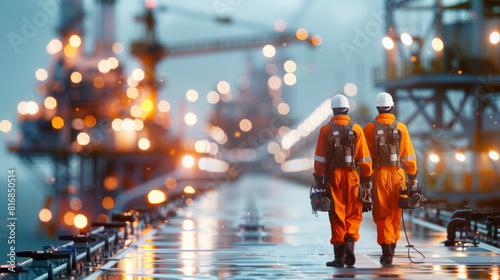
[326,244,345,268]
[344,238,356,266]
[380,243,392,265]
[391,243,397,259]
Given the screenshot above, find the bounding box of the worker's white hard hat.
[374,92,394,107]
[331,95,350,109]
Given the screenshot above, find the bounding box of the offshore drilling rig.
[374,0,500,207]
[8,0,319,235]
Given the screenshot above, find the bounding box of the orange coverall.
[363,113,418,245]
[314,115,373,245]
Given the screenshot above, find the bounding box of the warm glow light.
[283,73,297,86]
[84,115,96,127]
[217,81,230,94]
[165,177,177,189]
[182,155,195,168]
[112,118,123,131]
[43,97,57,110]
[490,31,500,44]
[35,68,48,81]
[455,153,466,162]
[69,35,81,47]
[268,75,281,90]
[262,45,276,58]
[158,100,170,113]
[77,132,90,145]
[134,119,144,131]
[265,143,280,156]
[51,116,64,129]
[344,83,358,96]
[130,105,142,117]
[198,158,229,173]
[17,102,27,115]
[74,214,88,229]
[455,153,465,162]
[63,211,76,226]
[72,118,84,130]
[284,60,297,73]
[93,77,105,88]
[64,44,77,57]
[70,71,82,83]
[207,91,220,104]
[431,38,444,51]
[239,119,252,132]
[186,89,199,102]
[429,154,440,163]
[489,151,499,160]
[141,99,154,112]
[311,35,322,46]
[194,141,206,153]
[107,57,119,69]
[70,198,82,211]
[127,87,139,99]
[400,33,413,46]
[122,118,135,131]
[102,197,114,209]
[112,42,124,54]
[39,208,52,222]
[382,36,394,50]
[98,59,111,73]
[184,186,195,194]
[274,19,286,32]
[132,68,145,81]
[0,120,12,133]
[138,138,150,150]
[277,103,290,115]
[104,176,118,191]
[127,76,139,87]
[145,0,157,9]
[148,189,166,204]
[26,101,39,115]
[46,39,62,54]
[183,220,194,230]
[296,28,308,40]
[185,113,197,126]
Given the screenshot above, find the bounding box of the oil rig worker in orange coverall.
[363,92,418,265]
[313,95,373,268]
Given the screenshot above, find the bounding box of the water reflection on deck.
[86,175,500,280]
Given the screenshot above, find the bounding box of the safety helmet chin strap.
[333,108,349,116]
[377,106,392,114]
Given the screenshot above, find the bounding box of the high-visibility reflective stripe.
[404,154,416,161]
[314,155,328,163]
[359,156,372,163]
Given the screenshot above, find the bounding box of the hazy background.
[0,0,391,263]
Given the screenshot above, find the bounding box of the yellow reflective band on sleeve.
[314,155,328,163]
[404,154,416,161]
[359,156,372,163]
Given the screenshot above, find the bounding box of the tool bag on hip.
[310,184,333,216]
[372,120,401,169]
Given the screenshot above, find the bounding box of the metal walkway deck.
[80,174,500,279]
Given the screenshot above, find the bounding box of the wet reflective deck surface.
[89,175,500,279]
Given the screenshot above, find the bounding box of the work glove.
[360,176,373,213]
[313,174,324,189]
[407,173,418,190]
